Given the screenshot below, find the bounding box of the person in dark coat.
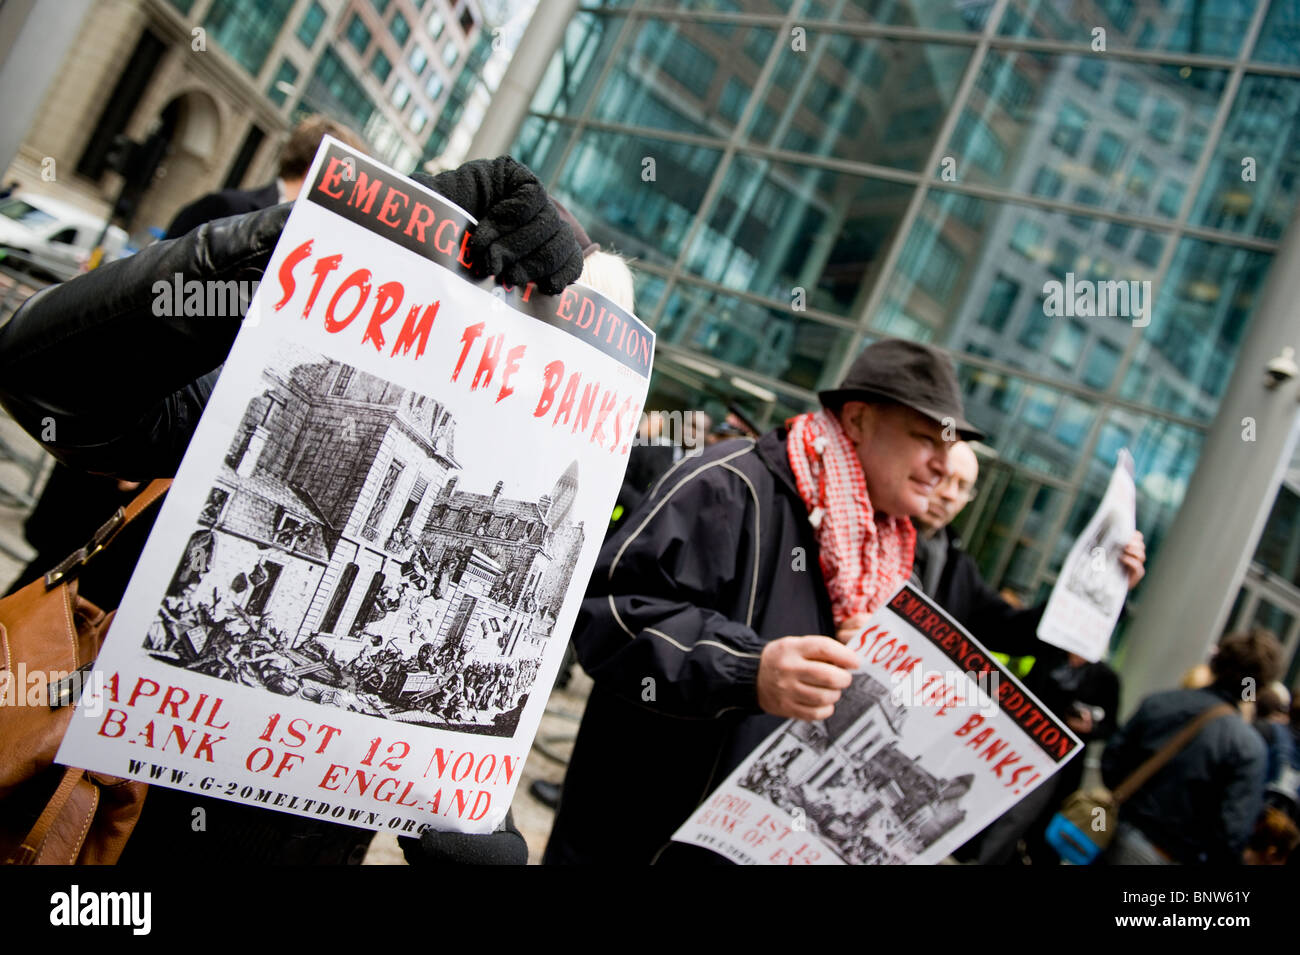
[0,154,583,865]
[1101,628,1281,864]
[544,339,986,864]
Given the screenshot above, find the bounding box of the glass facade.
[203,0,296,76]
[513,0,1300,615]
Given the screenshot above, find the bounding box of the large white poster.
[56,139,652,835]
[672,586,1082,864]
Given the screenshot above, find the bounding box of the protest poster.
[672,585,1082,864]
[1037,449,1137,662]
[55,138,653,835]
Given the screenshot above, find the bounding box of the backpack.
[1044,702,1235,864]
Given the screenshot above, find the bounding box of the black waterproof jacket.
[545,445,1070,864]
[546,430,836,864]
[920,526,1044,657]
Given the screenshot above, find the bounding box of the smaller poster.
[671,585,1082,865]
[1037,449,1137,662]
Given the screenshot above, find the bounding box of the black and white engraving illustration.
[738,671,973,864]
[145,345,585,737]
[1062,510,1128,612]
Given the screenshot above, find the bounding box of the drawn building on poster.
[739,672,973,863]
[148,346,585,735]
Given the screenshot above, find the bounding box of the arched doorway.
[130,90,222,235]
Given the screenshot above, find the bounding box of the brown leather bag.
[0,478,170,864]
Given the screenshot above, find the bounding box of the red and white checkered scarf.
[786,409,916,624]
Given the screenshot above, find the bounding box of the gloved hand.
[413,156,583,294]
[398,810,529,866]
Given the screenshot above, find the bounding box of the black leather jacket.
[0,203,288,479]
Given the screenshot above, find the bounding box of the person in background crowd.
[1102,628,1282,864]
[163,116,365,239]
[1255,682,1298,814]
[1242,806,1299,865]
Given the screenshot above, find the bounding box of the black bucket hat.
[818,338,985,441]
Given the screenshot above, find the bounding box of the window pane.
[747,34,969,172]
[659,281,852,391]
[268,59,299,107]
[391,12,411,46]
[204,0,295,75]
[1254,0,1300,66]
[1189,74,1300,241]
[297,1,326,48]
[999,0,1261,57]
[683,156,912,317]
[946,51,1226,220]
[1254,487,1300,588]
[978,274,1020,331]
[302,47,377,132]
[591,18,777,137]
[346,12,371,55]
[955,367,1098,480]
[876,190,1169,407]
[371,50,392,83]
[530,127,724,267]
[1120,239,1274,422]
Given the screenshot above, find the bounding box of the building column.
[1120,218,1300,715]
[466,0,581,161]
[0,0,95,173]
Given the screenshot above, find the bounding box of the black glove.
[413,156,583,295]
[398,810,528,866]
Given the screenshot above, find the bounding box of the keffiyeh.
[786,410,916,623]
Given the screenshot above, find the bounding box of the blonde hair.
[579,250,635,314]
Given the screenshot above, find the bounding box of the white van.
[0,192,129,282]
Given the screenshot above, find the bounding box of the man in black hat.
[544,339,983,864]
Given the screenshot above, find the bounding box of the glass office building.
[508,0,1300,671]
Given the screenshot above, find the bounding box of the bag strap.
[43,478,172,589]
[7,766,86,864]
[1112,702,1236,805]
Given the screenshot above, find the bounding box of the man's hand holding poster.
[672,585,1082,864]
[56,139,653,835]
